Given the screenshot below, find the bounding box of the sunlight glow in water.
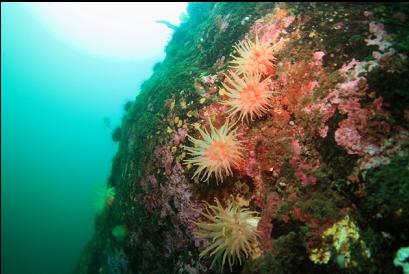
[25,2,187,60]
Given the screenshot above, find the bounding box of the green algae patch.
[112,225,128,243]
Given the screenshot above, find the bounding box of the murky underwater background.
[1,4,166,274]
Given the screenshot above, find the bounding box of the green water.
[1,4,162,274]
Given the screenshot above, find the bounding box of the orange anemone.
[231,36,276,76]
[184,120,243,182]
[223,72,274,122]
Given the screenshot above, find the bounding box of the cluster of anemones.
[223,35,277,122]
[183,30,278,271]
[185,35,277,183]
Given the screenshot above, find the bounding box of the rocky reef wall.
[76,3,409,274]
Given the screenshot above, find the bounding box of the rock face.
[75,3,409,274]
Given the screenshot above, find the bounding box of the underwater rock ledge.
[75,2,409,274]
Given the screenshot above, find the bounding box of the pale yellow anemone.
[195,199,260,271]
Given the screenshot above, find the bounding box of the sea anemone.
[222,72,274,122]
[231,36,276,76]
[112,224,128,243]
[195,198,260,271]
[94,186,116,215]
[184,119,243,182]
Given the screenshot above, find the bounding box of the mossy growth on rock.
[359,152,409,240]
[111,126,122,142]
